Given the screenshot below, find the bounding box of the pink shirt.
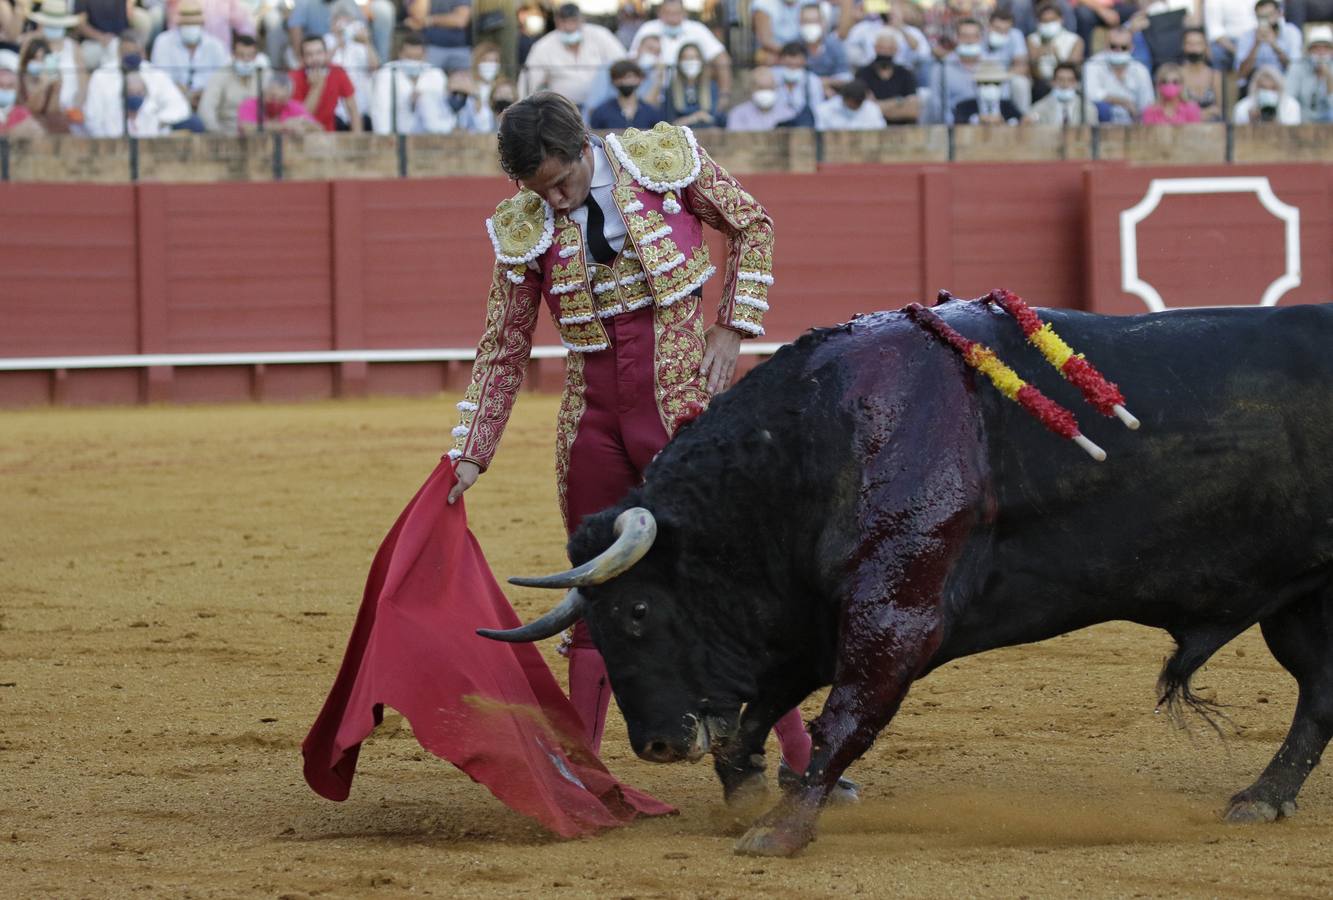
[1142,101,1203,124]
[236,98,318,127]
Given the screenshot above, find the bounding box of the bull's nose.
[638,739,685,763]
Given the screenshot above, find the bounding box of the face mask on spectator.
[615,81,638,96]
[400,59,426,77]
[27,62,45,77]
[956,42,982,58]
[679,58,703,78]
[1310,50,1332,66]
[125,94,146,112]
[752,88,777,109]
[874,53,894,67]
[234,59,256,76]
[1159,82,1181,100]
[342,23,360,42]
[800,23,823,43]
[122,53,143,71]
[1256,88,1280,107]
[560,29,583,45]
[180,25,203,45]
[780,66,804,83]
[977,83,1003,103]
[523,16,545,36]
[1052,86,1076,102]
[478,60,500,81]
[1038,21,1061,39]
[1105,50,1130,66]
[663,24,682,38]
[987,31,1007,49]
[638,52,658,68]
[1183,51,1205,63]
[43,26,65,40]
[0,88,14,108]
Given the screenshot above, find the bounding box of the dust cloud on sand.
[3,396,1331,898]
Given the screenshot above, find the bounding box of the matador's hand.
[448,460,481,505]
[700,325,743,395]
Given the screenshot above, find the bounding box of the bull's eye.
[631,602,648,620]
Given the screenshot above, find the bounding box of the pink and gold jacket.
[449,123,775,474]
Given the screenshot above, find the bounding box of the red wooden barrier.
[1,162,1329,407]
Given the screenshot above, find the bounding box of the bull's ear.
[478,589,587,643]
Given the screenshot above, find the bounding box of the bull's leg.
[1227,594,1333,823]
[734,599,941,856]
[714,688,812,807]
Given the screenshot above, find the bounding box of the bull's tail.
[1155,630,1237,737]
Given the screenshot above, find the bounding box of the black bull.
[484,300,1333,856]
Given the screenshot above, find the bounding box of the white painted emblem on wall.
[1119,177,1301,312]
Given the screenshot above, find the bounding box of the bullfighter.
[445,92,853,799]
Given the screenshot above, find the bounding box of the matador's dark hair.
[496,91,587,181]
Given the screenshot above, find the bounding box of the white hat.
[29,0,83,28]
[1307,24,1333,48]
[0,49,19,73]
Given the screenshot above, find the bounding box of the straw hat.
[177,1,205,25]
[1307,24,1333,48]
[28,0,83,28]
[973,59,1011,83]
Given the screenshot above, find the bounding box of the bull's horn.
[477,589,587,643]
[508,507,657,589]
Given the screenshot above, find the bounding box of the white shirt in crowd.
[326,32,374,126]
[1203,0,1258,43]
[814,94,887,130]
[521,24,626,106]
[150,28,232,94]
[845,20,930,70]
[1083,53,1155,112]
[1232,91,1302,123]
[371,60,455,134]
[47,37,83,111]
[629,18,727,65]
[84,61,192,137]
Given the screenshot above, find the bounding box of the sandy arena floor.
[4,394,1333,899]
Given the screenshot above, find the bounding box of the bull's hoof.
[777,761,861,806]
[733,821,813,857]
[1224,798,1296,823]
[724,771,769,810]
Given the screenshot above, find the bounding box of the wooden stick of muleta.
[987,289,1140,432]
[905,303,1108,462]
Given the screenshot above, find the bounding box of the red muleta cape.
[301,459,674,837]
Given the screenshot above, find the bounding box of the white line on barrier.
[0,344,788,372]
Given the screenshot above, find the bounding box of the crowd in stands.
[1,0,1330,137]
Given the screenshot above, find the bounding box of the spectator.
[355,0,396,64]
[1204,0,1259,70]
[371,32,453,133]
[465,40,502,115]
[120,69,179,135]
[660,40,723,126]
[752,0,817,62]
[0,48,42,134]
[407,0,472,73]
[166,0,255,48]
[292,33,360,131]
[855,28,919,124]
[984,7,1030,111]
[953,59,1022,123]
[287,0,359,68]
[75,0,131,70]
[151,1,231,105]
[1233,62,1302,120]
[845,0,931,76]
[588,58,666,128]
[726,65,795,129]
[1180,26,1224,120]
[933,18,987,121]
[1071,0,1140,56]
[13,42,72,132]
[458,76,514,131]
[520,3,625,108]
[1284,24,1332,122]
[237,69,320,132]
[453,57,515,133]
[1235,0,1303,80]
[628,0,732,103]
[799,4,850,84]
[84,31,197,135]
[1142,62,1203,122]
[1027,1,1083,100]
[773,40,823,125]
[581,31,667,116]
[326,8,376,130]
[516,3,548,66]
[26,0,86,114]
[814,76,887,128]
[1025,59,1099,123]
[197,32,260,132]
[1084,26,1154,122]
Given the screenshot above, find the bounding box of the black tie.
[582,193,617,265]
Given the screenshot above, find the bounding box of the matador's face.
[520,141,594,217]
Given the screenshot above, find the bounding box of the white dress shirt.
[628,18,727,65]
[84,61,193,137]
[150,29,232,94]
[370,61,455,134]
[568,139,628,255]
[814,94,887,130]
